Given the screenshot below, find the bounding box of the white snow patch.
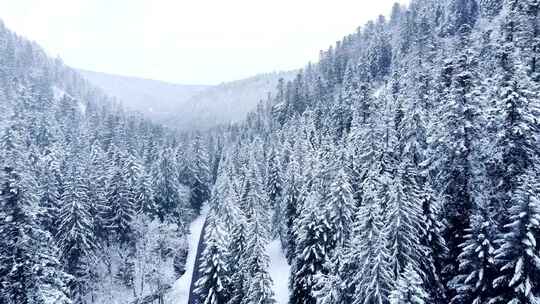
[168,206,208,304]
[52,86,67,100]
[373,85,384,98]
[78,101,86,115]
[267,239,290,304]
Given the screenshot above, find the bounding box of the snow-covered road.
[168,209,207,304]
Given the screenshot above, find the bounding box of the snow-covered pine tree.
[105,154,136,244]
[345,101,365,203]
[336,64,360,138]
[134,167,157,217]
[492,173,540,303]
[418,179,448,303]
[330,93,350,139]
[30,236,73,304]
[326,165,356,250]
[240,152,270,233]
[289,191,330,304]
[313,251,348,304]
[267,147,284,239]
[429,25,483,291]
[449,209,497,304]
[244,271,276,304]
[347,73,381,190]
[479,0,504,18]
[213,159,244,233]
[195,211,231,304]
[242,212,275,304]
[282,155,302,264]
[226,216,248,304]
[152,147,184,222]
[492,3,540,222]
[389,264,429,304]
[384,163,426,280]
[36,150,62,235]
[189,134,211,214]
[442,0,479,36]
[348,169,393,304]
[85,143,109,241]
[267,147,282,206]
[56,159,98,300]
[210,160,249,304]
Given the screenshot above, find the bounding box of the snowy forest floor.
[267,239,290,304]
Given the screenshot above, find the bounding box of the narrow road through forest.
[169,206,289,304]
[187,218,207,304]
[169,208,208,304]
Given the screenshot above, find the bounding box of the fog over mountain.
[78,69,209,121]
[167,71,296,130]
[80,69,295,130]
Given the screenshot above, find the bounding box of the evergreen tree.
[242,213,276,304]
[450,210,497,304]
[348,170,393,304]
[384,164,426,280]
[226,219,248,304]
[195,211,231,304]
[105,157,136,244]
[135,167,157,217]
[430,26,483,291]
[443,0,479,36]
[56,162,97,301]
[289,191,329,304]
[190,135,211,214]
[418,180,448,303]
[389,264,429,304]
[313,252,348,304]
[36,151,62,235]
[283,156,301,263]
[492,174,540,303]
[492,22,540,223]
[152,148,184,222]
[326,166,356,250]
[267,147,283,239]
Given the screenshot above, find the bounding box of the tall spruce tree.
[195,211,231,304]
[289,191,330,304]
[190,135,211,214]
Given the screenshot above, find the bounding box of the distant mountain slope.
[168,71,296,130]
[78,69,209,120]
[80,69,296,130]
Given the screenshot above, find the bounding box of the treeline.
[196,0,540,304]
[0,22,213,303]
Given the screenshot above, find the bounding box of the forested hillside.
[78,69,209,123]
[165,71,296,130]
[1,0,539,303]
[80,69,295,131]
[0,21,215,304]
[194,0,540,304]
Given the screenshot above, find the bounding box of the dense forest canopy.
[0,20,214,303]
[196,0,539,303]
[1,0,539,303]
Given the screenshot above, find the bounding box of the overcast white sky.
[0,0,408,85]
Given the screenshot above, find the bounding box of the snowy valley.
[1,0,540,304]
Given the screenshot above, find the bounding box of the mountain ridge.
[80,68,297,130]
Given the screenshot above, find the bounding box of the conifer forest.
[0,0,539,303]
